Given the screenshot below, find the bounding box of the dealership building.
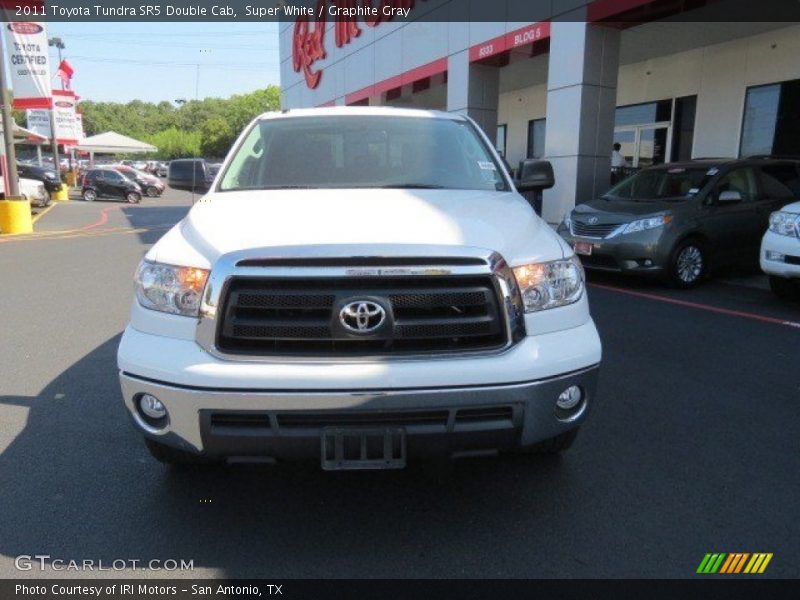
[279,0,800,222]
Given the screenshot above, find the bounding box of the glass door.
[613,123,671,168]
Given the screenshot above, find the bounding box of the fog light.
[139,394,166,419]
[556,386,583,411]
[766,251,786,262]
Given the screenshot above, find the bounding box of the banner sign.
[25,108,51,139]
[52,90,78,145]
[26,92,79,145]
[4,21,52,109]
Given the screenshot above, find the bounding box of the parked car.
[557,158,800,287]
[118,107,601,468]
[155,162,168,177]
[167,158,213,192]
[112,165,165,197]
[82,168,142,204]
[16,162,62,203]
[761,201,800,299]
[19,178,49,207]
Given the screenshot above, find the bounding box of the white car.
[761,202,800,299]
[0,176,48,208]
[117,107,602,469]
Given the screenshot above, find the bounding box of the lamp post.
[0,32,20,197]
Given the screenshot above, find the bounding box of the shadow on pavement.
[120,205,190,245]
[0,335,586,579]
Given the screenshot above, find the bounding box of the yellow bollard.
[52,183,70,202]
[0,198,33,234]
[66,170,77,186]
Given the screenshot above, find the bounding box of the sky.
[44,22,281,104]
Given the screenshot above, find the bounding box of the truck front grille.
[216,276,507,356]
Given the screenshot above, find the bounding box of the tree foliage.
[74,86,280,159]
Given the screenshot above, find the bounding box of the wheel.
[126,192,141,204]
[769,276,798,300]
[514,428,580,455]
[42,190,52,207]
[667,238,707,288]
[83,189,97,202]
[144,438,208,466]
[145,186,160,197]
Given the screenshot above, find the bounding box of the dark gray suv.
[557,159,800,287]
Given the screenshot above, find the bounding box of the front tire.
[769,276,798,300]
[126,192,141,204]
[145,186,160,197]
[144,438,208,466]
[667,239,707,288]
[83,189,97,202]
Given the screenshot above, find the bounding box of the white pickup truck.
[117,107,602,470]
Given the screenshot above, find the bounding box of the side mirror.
[516,159,555,192]
[718,190,742,204]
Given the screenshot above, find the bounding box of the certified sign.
[4,21,52,109]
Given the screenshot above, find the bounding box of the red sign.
[292,0,423,89]
[292,0,327,89]
[469,22,551,63]
[7,22,42,34]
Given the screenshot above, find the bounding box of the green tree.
[77,85,280,159]
[199,117,234,159]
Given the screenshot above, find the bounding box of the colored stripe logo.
[697,553,772,574]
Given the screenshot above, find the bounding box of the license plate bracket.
[574,241,593,256]
[321,427,407,471]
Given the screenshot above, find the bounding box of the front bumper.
[558,225,672,275]
[120,366,599,460]
[118,318,602,459]
[760,231,800,279]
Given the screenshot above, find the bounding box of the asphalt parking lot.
[0,189,798,579]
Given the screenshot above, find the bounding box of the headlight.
[513,256,584,313]
[611,214,673,237]
[134,261,209,316]
[768,211,800,237]
[45,171,58,180]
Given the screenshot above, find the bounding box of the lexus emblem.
[588,216,599,225]
[339,301,386,333]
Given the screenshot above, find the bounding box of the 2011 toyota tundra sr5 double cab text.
[117,107,602,470]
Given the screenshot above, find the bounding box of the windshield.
[606,167,712,200]
[219,115,509,192]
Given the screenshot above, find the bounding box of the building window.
[496,124,507,158]
[615,99,672,127]
[527,119,546,159]
[740,79,800,158]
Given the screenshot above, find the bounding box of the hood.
[573,197,684,223]
[151,189,566,268]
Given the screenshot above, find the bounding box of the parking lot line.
[30,203,57,224]
[589,282,800,329]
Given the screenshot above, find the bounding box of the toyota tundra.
[117,107,602,469]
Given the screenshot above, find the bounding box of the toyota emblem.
[339,301,386,333]
[588,216,599,225]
